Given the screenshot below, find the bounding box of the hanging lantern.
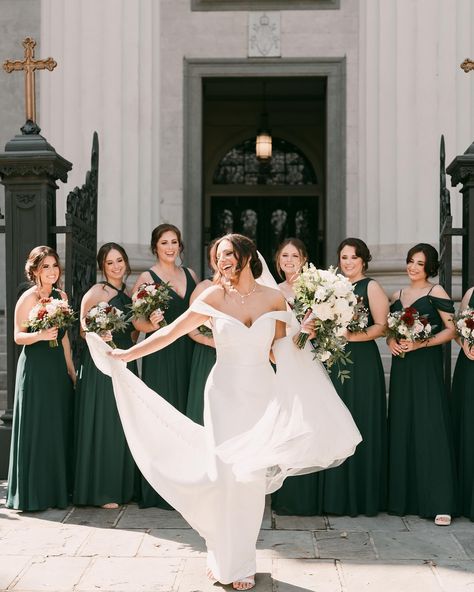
[256,81,272,160]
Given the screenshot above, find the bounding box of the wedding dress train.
[86,299,361,583]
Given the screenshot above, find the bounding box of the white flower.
[334,299,353,324]
[398,324,409,336]
[318,350,331,362]
[313,301,335,321]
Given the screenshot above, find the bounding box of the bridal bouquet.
[453,307,474,348]
[129,282,172,328]
[26,297,76,347]
[293,264,357,378]
[84,301,129,349]
[386,306,433,357]
[347,296,369,334]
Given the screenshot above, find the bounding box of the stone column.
[447,143,474,295]
[0,122,72,478]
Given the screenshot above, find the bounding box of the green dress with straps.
[387,292,457,517]
[322,278,387,516]
[451,289,474,520]
[7,288,74,511]
[137,267,196,508]
[73,283,138,506]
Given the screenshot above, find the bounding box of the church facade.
[1,0,472,306]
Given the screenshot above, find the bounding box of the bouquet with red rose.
[453,307,474,348]
[386,306,434,357]
[129,282,172,328]
[26,297,76,347]
[84,301,129,349]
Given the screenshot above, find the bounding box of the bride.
[87,234,361,589]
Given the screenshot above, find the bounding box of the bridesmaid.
[186,244,217,425]
[451,286,474,521]
[133,223,198,508]
[322,238,388,516]
[271,238,323,516]
[387,243,456,524]
[73,243,138,508]
[7,246,75,511]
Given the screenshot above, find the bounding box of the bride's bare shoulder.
[196,284,225,306]
[258,284,286,309]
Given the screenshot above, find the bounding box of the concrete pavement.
[1,481,473,591]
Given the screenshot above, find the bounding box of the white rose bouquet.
[293,264,357,380]
[129,282,172,328]
[84,302,129,349]
[453,307,474,348]
[26,297,76,347]
[386,306,433,358]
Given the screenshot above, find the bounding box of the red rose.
[137,290,148,298]
[37,309,47,320]
[466,317,474,330]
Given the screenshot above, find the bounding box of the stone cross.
[461,58,474,73]
[3,37,57,123]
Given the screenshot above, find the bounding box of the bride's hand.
[108,348,133,362]
[300,317,317,340]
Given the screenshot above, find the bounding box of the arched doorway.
[209,137,322,277]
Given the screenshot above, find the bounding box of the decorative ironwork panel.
[213,138,317,186]
[65,132,99,363]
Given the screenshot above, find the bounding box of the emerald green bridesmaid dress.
[137,267,196,508]
[186,341,216,425]
[387,292,457,518]
[7,288,74,511]
[451,289,474,520]
[73,283,138,506]
[322,278,387,516]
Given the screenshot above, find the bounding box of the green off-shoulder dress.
[387,292,457,518]
[451,289,474,520]
[7,288,74,511]
[137,267,196,508]
[322,278,387,516]
[73,283,138,506]
[186,339,216,425]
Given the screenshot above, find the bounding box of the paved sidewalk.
[0,481,473,591]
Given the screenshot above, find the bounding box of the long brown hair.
[25,245,62,287]
[274,237,308,279]
[150,224,184,257]
[210,234,263,284]
[97,242,131,281]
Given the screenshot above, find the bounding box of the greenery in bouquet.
[198,324,213,338]
[453,306,474,348]
[386,306,434,358]
[293,264,357,382]
[84,301,129,349]
[130,282,172,328]
[346,295,369,334]
[25,297,76,347]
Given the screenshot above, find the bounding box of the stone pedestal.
[0,121,72,478]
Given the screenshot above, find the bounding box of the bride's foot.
[232,576,255,590]
[206,568,217,583]
[434,514,451,526]
[101,502,119,509]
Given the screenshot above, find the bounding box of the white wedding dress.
[86,299,361,584]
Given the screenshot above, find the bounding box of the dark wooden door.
[211,195,321,278]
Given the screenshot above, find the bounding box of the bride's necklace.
[230,282,257,305]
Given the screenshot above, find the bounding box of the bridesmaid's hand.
[300,317,317,340]
[388,337,405,356]
[398,339,419,353]
[38,327,58,342]
[108,348,133,362]
[149,309,164,329]
[99,330,113,343]
[462,341,474,360]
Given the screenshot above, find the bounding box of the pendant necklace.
[231,282,257,305]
